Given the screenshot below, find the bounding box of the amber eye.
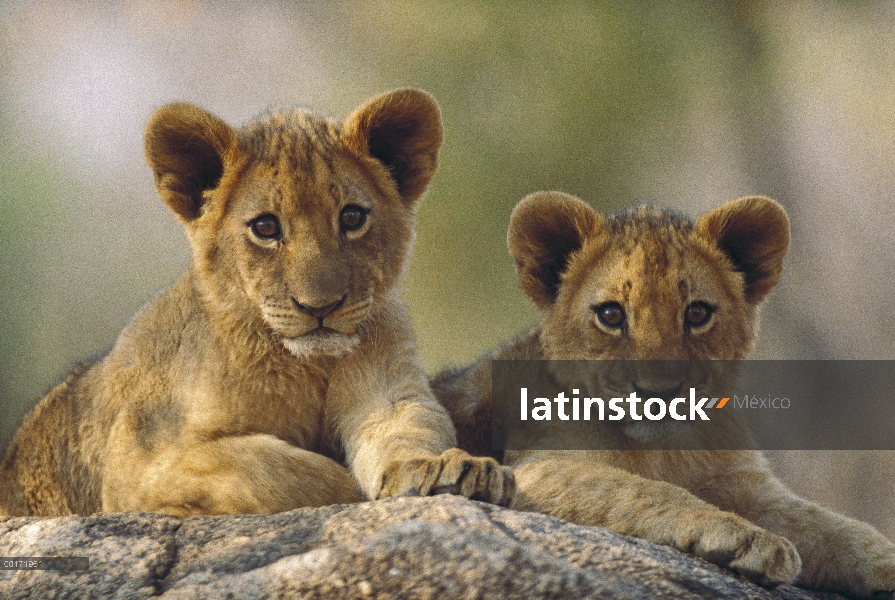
[593,302,626,329]
[340,205,367,232]
[685,302,713,327]
[250,214,281,240]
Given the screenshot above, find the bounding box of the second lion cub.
[433,192,895,597]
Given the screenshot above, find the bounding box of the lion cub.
[0,89,512,517]
[433,192,895,597]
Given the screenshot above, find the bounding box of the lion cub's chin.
[281,330,361,359]
[621,420,694,443]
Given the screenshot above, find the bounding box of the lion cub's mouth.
[622,420,694,443]
[305,326,339,336]
[610,382,698,443]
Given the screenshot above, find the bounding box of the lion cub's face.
[143,90,443,358]
[509,192,789,440]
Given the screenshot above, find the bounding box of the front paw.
[378,448,515,507]
[692,513,801,587]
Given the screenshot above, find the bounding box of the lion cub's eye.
[685,302,713,327]
[250,214,281,240]
[593,302,626,328]
[340,205,368,232]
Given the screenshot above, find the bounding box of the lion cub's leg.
[695,461,895,597]
[508,452,801,587]
[332,357,515,508]
[104,434,364,516]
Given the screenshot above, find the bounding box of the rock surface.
[0,495,845,599]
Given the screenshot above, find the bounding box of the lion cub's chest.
[174,360,339,456]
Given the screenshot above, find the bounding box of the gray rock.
[0,495,845,599]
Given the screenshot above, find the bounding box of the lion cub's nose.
[292,296,345,319]
[633,382,684,400]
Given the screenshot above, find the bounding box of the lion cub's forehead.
[234,110,369,214]
[605,205,693,246]
[583,205,719,302]
[602,206,695,266]
[241,110,342,164]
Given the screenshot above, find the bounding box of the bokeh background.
[1,1,893,535]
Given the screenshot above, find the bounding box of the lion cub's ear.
[144,103,236,222]
[695,196,790,305]
[508,191,602,309]
[341,88,444,206]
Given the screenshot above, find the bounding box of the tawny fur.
[432,191,895,597]
[0,88,513,517]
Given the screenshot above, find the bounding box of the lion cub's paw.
[378,448,515,507]
[693,514,801,587]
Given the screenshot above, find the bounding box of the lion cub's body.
[0,89,512,517]
[434,193,895,597]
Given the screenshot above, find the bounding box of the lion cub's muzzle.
[607,381,687,425]
[288,293,373,336]
[615,379,706,442]
[292,295,346,326]
[261,292,374,358]
[631,381,685,405]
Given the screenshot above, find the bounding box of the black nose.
[632,382,685,400]
[292,296,345,320]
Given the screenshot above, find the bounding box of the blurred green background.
[1,1,894,534]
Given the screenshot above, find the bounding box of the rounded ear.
[341,88,444,206]
[695,196,790,305]
[508,191,601,309]
[144,103,236,222]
